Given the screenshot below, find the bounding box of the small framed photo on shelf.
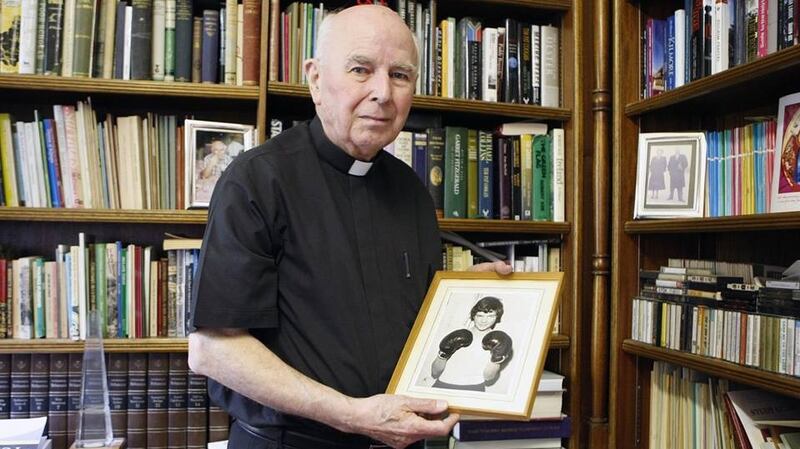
[386,271,563,420]
[185,120,255,208]
[634,132,706,219]
[771,92,800,213]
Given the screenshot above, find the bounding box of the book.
[46,353,67,449]
[444,127,468,218]
[453,415,571,441]
[126,353,148,449]
[130,0,153,80]
[146,353,168,448]
[449,436,562,448]
[167,353,188,448]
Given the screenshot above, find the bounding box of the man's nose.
[369,71,392,103]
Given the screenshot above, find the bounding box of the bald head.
[314,5,418,68]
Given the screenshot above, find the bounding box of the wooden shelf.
[0,335,569,353]
[624,211,800,234]
[0,74,260,100]
[624,45,800,116]
[0,338,188,353]
[0,208,570,233]
[268,82,572,121]
[623,340,800,399]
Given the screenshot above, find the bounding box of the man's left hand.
[468,261,513,275]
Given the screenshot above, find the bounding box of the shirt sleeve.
[191,159,282,329]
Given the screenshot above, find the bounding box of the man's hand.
[469,260,513,275]
[343,395,459,449]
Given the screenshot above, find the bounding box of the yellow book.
[0,113,19,206]
[440,18,449,97]
[0,0,22,73]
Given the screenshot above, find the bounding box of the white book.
[481,27,497,102]
[13,122,31,206]
[152,0,166,80]
[61,0,76,76]
[12,257,33,339]
[551,128,565,222]
[786,317,795,376]
[674,9,686,87]
[224,0,237,84]
[55,245,69,339]
[531,24,541,105]
[29,116,48,207]
[18,0,38,74]
[52,106,74,208]
[235,3,243,86]
[767,0,778,54]
[23,122,44,207]
[415,1,423,94]
[123,5,132,80]
[393,131,413,167]
[74,103,93,207]
[78,232,87,340]
[540,24,559,108]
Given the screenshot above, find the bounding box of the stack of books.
[449,370,569,449]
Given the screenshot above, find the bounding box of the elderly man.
[188,5,510,449]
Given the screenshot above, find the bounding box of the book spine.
[223,0,237,83]
[164,0,176,80]
[511,136,521,219]
[267,0,279,80]
[531,25,540,105]
[127,353,148,449]
[551,128,565,222]
[130,0,153,80]
[146,353,169,449]
[29,353,49,419]
[201,9,220,83]
[412,132,428,185]
[426,128,445,218]
[0,0,20,73]
[191,16,202,82]
[455,416,571,441]
[60,0,75,76]
[478,131,494,218]
[481,27,497,102]
[503,18,519,103]
[18,0,37,74]
[467,129,479,218]
[520,22,532,104]
[186,371,208,449]
[35,0,47,73]
[0,354,10,419]
[71,0,95,77]
[91,0,109,77]
[534,134,553,221]
[444,126,467,218]
[10,353,31,419]
[495,137,512,220]
[107,352,128,441]
[112,1,126,78]
[151,0,166,80]
[466,22,481,100]
[47,353,68,448]
[208,405,230,442]
[520,134,533,220]
[242,0,260,85]
[173,0,192,81]
[167,353,188,448]
[0,260,6,338]
[540,24,559,107]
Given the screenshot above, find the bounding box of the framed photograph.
[771,92,800,213]
[634,132,706,218]
[386,271,563,420]
[185,119,256,208]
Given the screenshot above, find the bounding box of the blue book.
[412,132,428,185]
[666,15,676,91]
[651,19,666,95]
[117,242,125,338]
[477,130,493,218]
[42,119,62,208]
[707,131,715,217]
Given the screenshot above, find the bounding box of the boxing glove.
[438,329,473,359]
[482,330,512,363]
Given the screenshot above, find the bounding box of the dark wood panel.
[625,212,800,233]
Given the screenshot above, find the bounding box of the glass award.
[74,310,114,447]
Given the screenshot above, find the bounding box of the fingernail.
[436,400,447,409]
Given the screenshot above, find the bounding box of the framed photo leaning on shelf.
[771,92,800,213]
[185,119,255,208]
[634,132,706,218]
[386,271,563,420]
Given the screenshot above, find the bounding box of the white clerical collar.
[348,160,373,176]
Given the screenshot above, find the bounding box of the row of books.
[270,1,561,106]
[642,0,799,98]
[0,233,200,340]
[383,125,565,221]
[648,361,800,449]
[0,103,257,209]
[0,352,229,449]
[632,296,800,377]
[704,119,776,217]
[0,0,261,84]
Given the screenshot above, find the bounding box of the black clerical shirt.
[191,117,442,433]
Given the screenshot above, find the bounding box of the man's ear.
[304,58,322,105]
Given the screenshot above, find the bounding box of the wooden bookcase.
[610,1,800,448]
[0,0,590,447]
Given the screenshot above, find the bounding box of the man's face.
[474,311,498,331]
[306,6,417,161]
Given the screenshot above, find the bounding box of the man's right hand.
[343,394,459,449]
[438,329,472,359]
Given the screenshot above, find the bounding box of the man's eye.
[350,67,369,74]
[391,72,410,81]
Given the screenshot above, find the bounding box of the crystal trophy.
[74,310,114,447]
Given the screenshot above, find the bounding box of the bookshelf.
[0,0,589,447]
[610,1,800,448]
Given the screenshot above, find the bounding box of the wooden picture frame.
[634,132,707,219]
[386,271,563,420]
[185,119,255,208]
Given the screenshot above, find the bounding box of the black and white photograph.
[634,132,706,218]
[387,272,563,420]
[185,120,255,208]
